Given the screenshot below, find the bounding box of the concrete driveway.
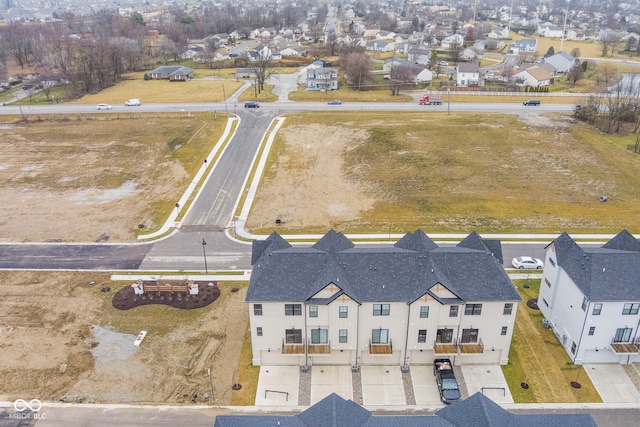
[255,365,299,406]
[410,365,443,405]
[584,364,640,403]
[461,365,514,404]
[310,365,353,405]
[361,365,406,405]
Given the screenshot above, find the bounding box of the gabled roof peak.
[602,229,640,252]
[394,229,438,252]
[312,229,355,253]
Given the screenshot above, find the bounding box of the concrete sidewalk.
[584,364,640,403]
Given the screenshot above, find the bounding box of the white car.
[125,98,141,106]
[96,103,112,110]
[438,61,449,66]
[511,256,544,269]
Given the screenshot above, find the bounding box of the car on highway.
[125,98,141,106]
[327,99,342,105]
[523,99,541,106]
[511,256,544,269]
[96,103,112,110]
[244,101,259,108]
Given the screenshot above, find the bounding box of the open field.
[0,112,228,242]
[503,279,601,403]
[0,271,248,405]
[246,111,640,235]
[76,75,244,105]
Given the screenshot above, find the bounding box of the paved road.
[0,97,579,272]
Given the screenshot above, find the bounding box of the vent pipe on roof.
[603,268,606,273]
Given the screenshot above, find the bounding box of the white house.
[488,26,509,39]
[456,62,481,87]
[509,39,538,54]
[246,230,521,368]
[541,52,577,73]
[514,66,554,86]
[306,67,338,91]
[538,22,564,38]
[538,230,640,365]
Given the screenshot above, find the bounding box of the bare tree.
[388,63,414,95]
[202,37,221,69]
[251,52,275,94]
[566,61,584,85]
[341,51,372,90]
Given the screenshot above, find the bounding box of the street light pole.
[202,238,208,274]
[447,88,451,115]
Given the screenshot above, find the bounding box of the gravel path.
[298,366,311,406]
[622,364,640,393]
[352,368,363,405]
[453,365,469,399]
[402,368,416,405]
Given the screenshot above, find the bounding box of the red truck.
[419,95,443,105]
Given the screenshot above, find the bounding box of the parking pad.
[255,366,299,406]
[361,365,406,405]
[460,365,513,404]
[410,365,443,405]
[310,366,353,405]
[584,364,640,403]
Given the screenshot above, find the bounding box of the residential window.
[309,305,318,318]
[418,329,427,343]
[256,327,263,336]
[311,329,328,344]
[285,328,302,343]
[253,304,263,316]
[548,258,556,267]
[588,326,595,336]
[592,304,602,315]
[436,328,454,344]
[545,278,551,288]
[461,328,479,343]
[622,303,640,315]
[501,326,508,336]
[465,304,482,316]
[571,341,577,354]
[339,306,348,318]
[615,327,633,343]
[503,303,513,315]
[373,304,390,316]
[285,304,302,316]
[449,305,459,317]
[581,297,588,312]
[339,329,348,343]
[420,306,429,318]
[372,329,389,344]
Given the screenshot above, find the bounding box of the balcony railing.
[282,339,305,354]
[460,337,484,354]
[434,338,457,354]
[307,339,331,354]
[369,338,393,354]
[610,337,640,354]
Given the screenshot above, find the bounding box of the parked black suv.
[523,99,541,106]
[244,101,260,108]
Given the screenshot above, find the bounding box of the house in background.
[509,38,538,54]
[306,67,338,91]
[456,62,481,87]
[246,230,521,368]
[538,22,565,38]
[148,66,194,81]
[214,392,596,426]
[541,52,578,73]
[514,66,554,86]
[488,26,510,39]
[538,230,640,364]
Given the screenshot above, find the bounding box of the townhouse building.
[538,230,640,364]
[306,67,338,91]
[246,230,521,368]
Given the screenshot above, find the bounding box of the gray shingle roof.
[552,230,640,301]
[246,230,521,304]
[213,392,596,427]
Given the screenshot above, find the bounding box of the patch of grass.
[73,76,244,104]
[502,279,601,403]
[289,85,411,102]
[253,111,640,234]
[231,328,260,405]
[238,84,278,102]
